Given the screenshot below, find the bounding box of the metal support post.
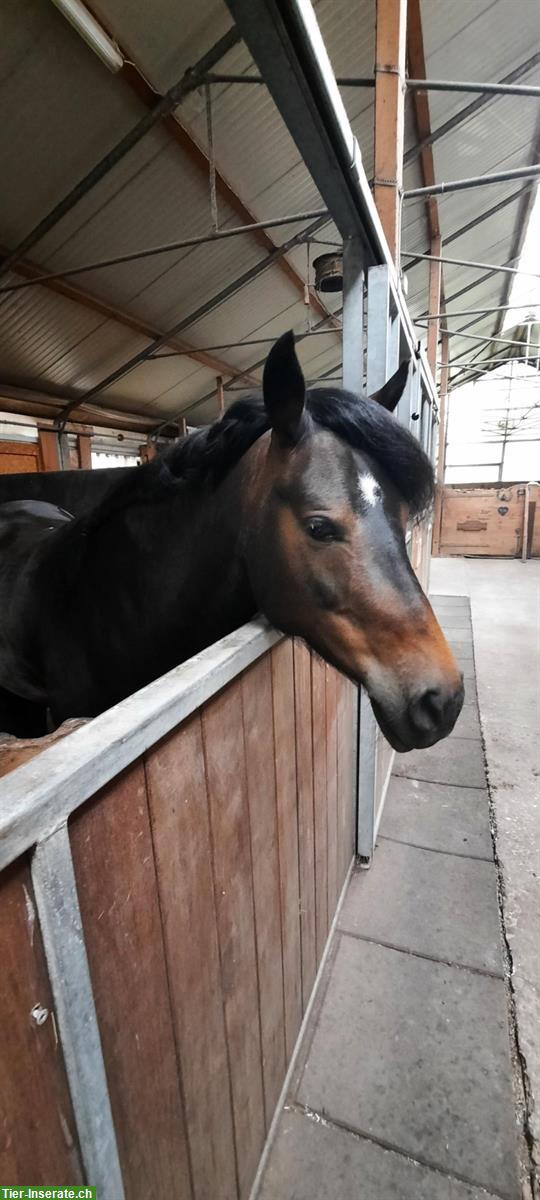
[31,826,125,1197]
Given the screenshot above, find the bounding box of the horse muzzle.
[370,673,465,752]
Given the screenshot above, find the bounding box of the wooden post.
[374,0,407,263]
[76,433,92,470]
[431,331,449,557]
[180,418,187,438]
[38,428,61,471]
[427,235,442,379]
[216,375,224,416]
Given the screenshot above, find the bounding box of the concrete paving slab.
[379,776,492,859]
[447,634,474,649]
[258,1108,502,1200]
[462,558,540,1175]
[430,562,470,595]
[339,843,503,974]
[394,736,486,788]
[297,936,520,1198]
[448,703,481,740]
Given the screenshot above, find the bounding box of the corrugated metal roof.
[0,0,537,421]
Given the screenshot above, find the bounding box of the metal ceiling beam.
[407,77,540,98]
[0,209,328,296]
[0,244,259,387]
[117,56,338,328]
[404,53,540,167]
[0,28,240,284]
[402,182,534,272]
[56,212,330,424]
[405,163,540,198]
[402,250,540,279]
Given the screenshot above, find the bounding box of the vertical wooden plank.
[0,859,83,1186]
[241,656,286,1128]
[271,640,302,1063]
[336,671,351,893]
[38,428,61,471]
[69,763,193,1200]
[76,433,92,470]
[427,234,442,378]
[293,639,316,1010]
[325,664,339,922]
[145,714,237,1200]
[202,682,265,1200]
[311,655,328,964]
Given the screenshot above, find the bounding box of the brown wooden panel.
[271,640,302,1062]
[440,486,524,557]
[0,859,82,1185]
[69,763,192,1200]
[145,715,237,1200]
[0,439,40,474]
[325,664,339,920]
[241,656,286,1128]
[293,640,316,1010]
[202,682,265,1200]
[38,429,61,472]
[311,654,328,964]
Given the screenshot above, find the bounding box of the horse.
[0,331,463,747]
[0,462,133,515]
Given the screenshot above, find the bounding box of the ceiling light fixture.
[50,0,124,73]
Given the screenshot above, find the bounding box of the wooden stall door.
[65,639,357,1200]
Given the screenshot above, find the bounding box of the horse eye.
[306,516,338,542]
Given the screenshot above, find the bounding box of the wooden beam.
[431,330,449,557]
[427,234,442,377]
[374,0,407,263]
[0,383,156,433]
[1,247,258,388]
[76,433,93,470]
[406,0,440,241]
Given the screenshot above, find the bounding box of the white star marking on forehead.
[358,472,381,507]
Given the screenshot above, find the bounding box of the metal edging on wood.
[31,825,125,1197]
[0,619,282,872]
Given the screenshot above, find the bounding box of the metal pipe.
[0,27,241,284]
[404,54,540,166]
[403,185,534,275]
[0,208,329,296]
[416,326,540,351]
[205,72,376,87]
[440,355,539,368]
[149,327,340,360]
[56,212,331,425]
[404,163,540,198]
[402,250,540,280]
[204,72,540,97]
[407,77,540,98]
[422,302,540,320]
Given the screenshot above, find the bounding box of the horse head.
[243,332,463,752]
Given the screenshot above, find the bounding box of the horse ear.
[263,331,306,445]
[370,360,409,412]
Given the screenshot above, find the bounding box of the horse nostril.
[409,687,450,734]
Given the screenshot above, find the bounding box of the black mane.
[76,387,434,533]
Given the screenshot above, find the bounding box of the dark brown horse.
[0,332,463,746]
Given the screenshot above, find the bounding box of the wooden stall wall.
[435,483,540,558]
[1,638,355,1200]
